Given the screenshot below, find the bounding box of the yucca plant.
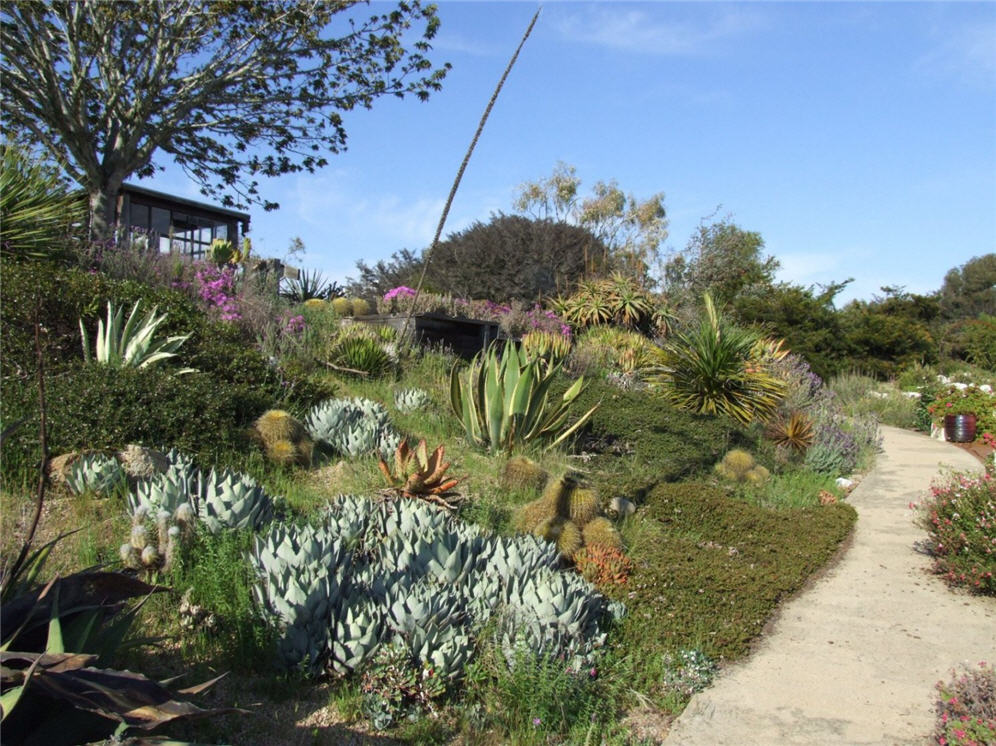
[330,335,390,377]
[767,411,815,452]
[378,439,464,508]
[0,143,85,262]
[646,294,785,425]
[80,299,194,372]
[449,341,598,454]
[281,267,333,302]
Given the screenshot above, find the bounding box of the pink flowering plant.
[933,662,995,746]
[914,471,996,594]
[195,262,241,322]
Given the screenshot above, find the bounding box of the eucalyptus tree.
[1,1,449,237]
[513,161,669,285]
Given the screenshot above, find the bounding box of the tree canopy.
[513,161,668,284]
[1,0,450,236]
[664,217,780,310]
[937,254,996,320]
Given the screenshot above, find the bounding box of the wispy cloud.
[552,5,766,56]
[916,18,996,87]
[431,32,502,57]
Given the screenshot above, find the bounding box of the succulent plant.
[306,397,402,459]
[393,387,431,413]
[64,453,127,496]
[501,456,549,493]
[766,411,815,453]
[573,545,633,586]
[116,444,168,479]
[556,520,583,559]
[248,488,620,683]
[378,439,463,508]
[331,297,353,316]
[568,487,600,527]
[449,341,598,454]
[714,449,756,481]
[197,468,274,533]
[351,298,371,316]
[581,517,624,552]
[254,409,313,467]
[520,330,572,367]
[331,335,390,378]
[127,460,198,517]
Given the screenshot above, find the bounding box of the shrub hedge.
[616,481,856,663]
[570,378,753,493]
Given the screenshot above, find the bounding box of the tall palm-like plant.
[0,143,85,262]
[646,294,786,425]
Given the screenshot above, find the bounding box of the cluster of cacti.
[303,298,327,311]
[515,474,625,559]
[126,450,274,534]
[64,453,128,496]
[305,397,403,459]
[714,449,770,484]
[119,501,195,577]
[393,387,431,413]
[330,297,372,317]
[378,439,463,508]
[249,495,623,679]
[253,409,314,467]
[501,456,549,493]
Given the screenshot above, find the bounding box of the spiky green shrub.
[305,397,402,459]
[0,142,85,262]
[449,341,598,454]
[330,335,390,378]
[646,294,786,425]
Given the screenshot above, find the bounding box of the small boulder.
[47,452,81,485]
[605,496,636,520]
[117,444,169,479]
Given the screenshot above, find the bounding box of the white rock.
[980,384,992,393]
[902,391,922,399]
[835,477,854,490]
[953,382,969,391]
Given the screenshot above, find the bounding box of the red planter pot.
[944,413,977,443]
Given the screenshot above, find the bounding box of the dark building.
[116,183,250,259]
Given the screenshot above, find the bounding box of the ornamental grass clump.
[914,471,995,594]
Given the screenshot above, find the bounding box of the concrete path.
[663,426,996,746]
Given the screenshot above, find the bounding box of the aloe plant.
[80,299,193,372]
[449,341,598,454]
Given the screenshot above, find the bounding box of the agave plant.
[378,439,464,508]
[645,294,785,425]
[80,299,193,372]
[281,267,333,302]
[449,341,598,454]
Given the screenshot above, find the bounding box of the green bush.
[914,471,996,594]
[618,482,855,662]
[570,377,752,493]
[1,361,267,486]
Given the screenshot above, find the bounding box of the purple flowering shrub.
[195,263,241,321]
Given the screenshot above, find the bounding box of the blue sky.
[145,1,996,306]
